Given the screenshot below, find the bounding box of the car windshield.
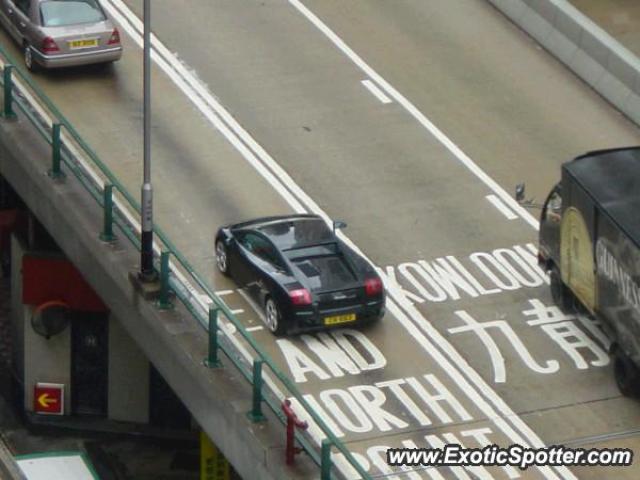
[259,218,333,250]
[285,243,338,259]
[40,0,105,27]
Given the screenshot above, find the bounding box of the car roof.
[234,215,334,250]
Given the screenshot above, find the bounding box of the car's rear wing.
[227,214,320,231]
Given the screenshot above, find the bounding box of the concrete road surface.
[2,0,640,478]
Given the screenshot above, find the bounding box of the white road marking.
[361,79,392,104]
[486,194,518,220]
[215,290,235,296]
[449,310,560,383]
[236,289,268,325]
[102,2,573,478]
[231,308,245,315]
[246,326,264,332]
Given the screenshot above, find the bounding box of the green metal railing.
[0,47,371,480]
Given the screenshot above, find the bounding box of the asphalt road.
[2,1,640,478]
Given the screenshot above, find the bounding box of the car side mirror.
[333,220,347,233]
[515,183,525,203]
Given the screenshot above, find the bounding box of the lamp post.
[140,0,155,281]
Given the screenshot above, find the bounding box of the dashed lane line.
[361,79,392,104]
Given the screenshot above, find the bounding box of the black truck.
[530,147,640,396]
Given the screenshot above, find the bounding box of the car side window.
[14,0,30,16]
[239,233,286,270]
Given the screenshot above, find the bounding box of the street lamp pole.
[140,0,155,281]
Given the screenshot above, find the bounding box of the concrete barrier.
[487,0,640,126]
[0,441,25,480]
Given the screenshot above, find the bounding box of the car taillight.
[108,28,120,45]
[289,288,312,306]
[42,37,59,53]
[365,277,383,296]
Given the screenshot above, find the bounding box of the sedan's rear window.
[40,0,106,27]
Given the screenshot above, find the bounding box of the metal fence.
[0,46,371,480]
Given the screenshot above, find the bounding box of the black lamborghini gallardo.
[215,214,385,335]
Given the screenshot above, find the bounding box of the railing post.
[2,65,17,120]
[100,184,116,242]
[282,399,308,465]
[248,360,266,422]
[48,123,64,179]
[157,250,173,310]
[203,307,221,368]
[321,439,332,480]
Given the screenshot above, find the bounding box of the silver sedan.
[0,0,122,71]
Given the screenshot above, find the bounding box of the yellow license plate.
[69,39,98,49]
[324,313,356,325]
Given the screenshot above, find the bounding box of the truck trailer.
[535,146,640,396]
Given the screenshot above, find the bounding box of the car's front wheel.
[24,44,38,72]
[614,349,640,397]
[265,297,286,336]
[215,240,230,276]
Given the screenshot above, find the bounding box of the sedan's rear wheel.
[215,241,229,276]
[24,44,38,72]
[265,297,286,336]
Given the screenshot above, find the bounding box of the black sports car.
[215,214,385,335]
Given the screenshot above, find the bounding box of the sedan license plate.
[324,313,356,325]
[69,39,98,49]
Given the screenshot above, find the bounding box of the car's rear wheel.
[265,297,286,336]
[215,241,229,276]
[24,44,38,72]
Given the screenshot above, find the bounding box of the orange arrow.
[37,393,57,408]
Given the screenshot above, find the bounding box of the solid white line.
[236,290,268,325]
[486,194,518,220]
[361,79,392,104]
[102,2,570,478]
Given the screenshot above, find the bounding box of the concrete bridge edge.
[0,113,316,479]
[487,0,640,128]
